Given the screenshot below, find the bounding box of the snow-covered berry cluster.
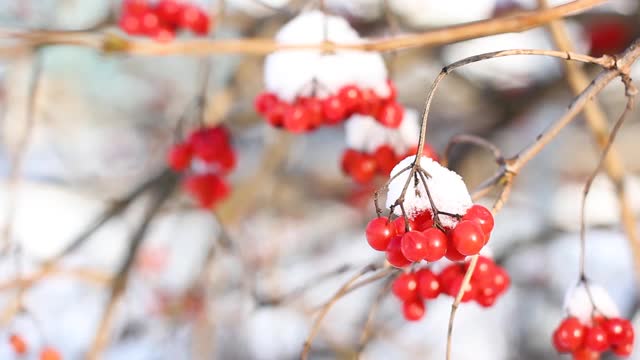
[167,126,236,209]
[255,82,402,133]
[553,283,635,358]
[119,0,211,42]
[257,11,401,133]
[391,256,510,321]
[8,334,62,360]
[341,109,439,183]
[366,204,493,267]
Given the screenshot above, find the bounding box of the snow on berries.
[390,256,510,321]
[341,109,439,183]
[553,282,635,358]
[167,126,236,209]
[255,11,404,132]
[119,0,211,41]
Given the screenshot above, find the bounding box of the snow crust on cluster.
[264,10,389,102]
[563,282,620,324]
[386,156,473,228]
[344,108,419,154]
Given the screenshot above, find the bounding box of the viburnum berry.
[337,85,363,113]
[416,268,440,299]
[349,153,377,184]
[300,97,324,129]
[122,0,149,15]
[283,105,311,133]
[400,230,429,262]
[167,142,193,171]
[584,326,609,352]
[612,342,634,356]
[391,216,411,235]
[552,317,585,353]
[358,88,382,117]
[9,333,27,355]
[571,347,600,360]
[392,272,418,301]
[156,0,184,26]
[386,235,411,268]
[178,4,210,35]
[365,217,394,251]
[254,92,278,115]
[265,102,288,127]
[119,14,143,35]
[462,204,494,236]
[410,210,433,231]
[402,298,426,321]
[421,227,447,262]
[322,96,347,125]
[184,174,230,209]
[450,220,486,256]
[445,235,467,261]
[377,102,404,128]
[603,318,634,346]
[39,347,62,360]
[445,275,476,302]
[373,145,397,176]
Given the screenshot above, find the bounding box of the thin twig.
[443,134,505,168]
[0,0,606,55]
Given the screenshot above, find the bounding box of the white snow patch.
[345,108,419,154]
[563,282,620,324]
[264,10,389,102]
[386,156,473,228]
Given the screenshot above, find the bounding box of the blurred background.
[0,0,639,359]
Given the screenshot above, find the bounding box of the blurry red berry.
[300,97,323,128]
[265,101,289,127]
[571,347,600,360]
[553,317,585,353]
[462,204,494,236]
[392,272,418,301]
[451,220,485,256]
[156,0,185,26]
[358,88,382,117]
[373,145,397,175]
[365,217,394,251]
[119,14,143,35]
[588,20,633,57]
[584,326,609,352]
[603,318,634,346]
[9,334,27,355]
[283,104,311,133]
[122,0,149,15]
[184,174,230,209]
[377,102,404,128]
[446,276,475,302]
[254,92,278,115]
[322,96,347,125]
[402,298,425,321]
[341,149,359,174]
[350,153,377,184]
[416,268,440,299]
[167,142,193,171]
[422,227,447,262]
[476,292,497,307]
[492,266,510,294]
[612,341,634,356]
[39,347,62,360]
[179,5,210,35]
[140,10,162,35]
[337,85,362,112]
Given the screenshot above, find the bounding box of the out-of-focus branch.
[540,0,640,281]
[0,0,605,56]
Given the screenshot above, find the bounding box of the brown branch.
[540,0,640,281]
[0,0,605,55]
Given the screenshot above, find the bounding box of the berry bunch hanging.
[553,282,635,358]
[167,126,236,209]
[390,256,510,321]
[119,0,211,42]
[257,11,402,133]
[341,109,439,183]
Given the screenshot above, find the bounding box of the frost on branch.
[263,10,389,102]
[563,282,620,325]
[386,156,473,228]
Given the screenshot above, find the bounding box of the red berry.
[451,220,485,256]
[218,147,237,173]
[462,204,494,237]
[402,298,425,321]
[471,256,496,284]
[156,0,185,26]
[167,142,193,171]
[391,216,412,235]
[255,92,278,115]
[350,153,377,184]
[122,0,149,15]
[553,317,585,353]
[9,334,27,355]
[584,326,609,352]
[603,318,634,345]
[446,276,475,302]
[445,234,467,261]
[119,14,143,35]
[283,104,311,133]
[265,101,289,127]
[392,272,418,301]
[322,96,347,124]
[386,235,411,268]
[152,26,176,42]
[358,89,382,117]
[184,174,230,209]
[588,20,633,57]
[189,127,232,164]
[421,228,447,262]
[140,10,161,35]
[365,217,394,251]
[400,231,429,262]
[377,102,404,128]
[492,266,510,294]
[337,85,362,112]
[40,347,62,360]
[416,268,440,299]
[300,97,323,129]
[179,5,210,35]
[571,347,600,360]
[476,292,497,307]
[612,341,634,356]
[341,149,359,174]
[373,145,397,176]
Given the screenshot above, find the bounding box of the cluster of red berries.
[167,126,236,209]
[119,0,210,42]
[341,144,439,184]
[9,334,61,360]
[254,82,403,133]
[553,316,634,359]
[365,204,494,268]
[391,256,510,321]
